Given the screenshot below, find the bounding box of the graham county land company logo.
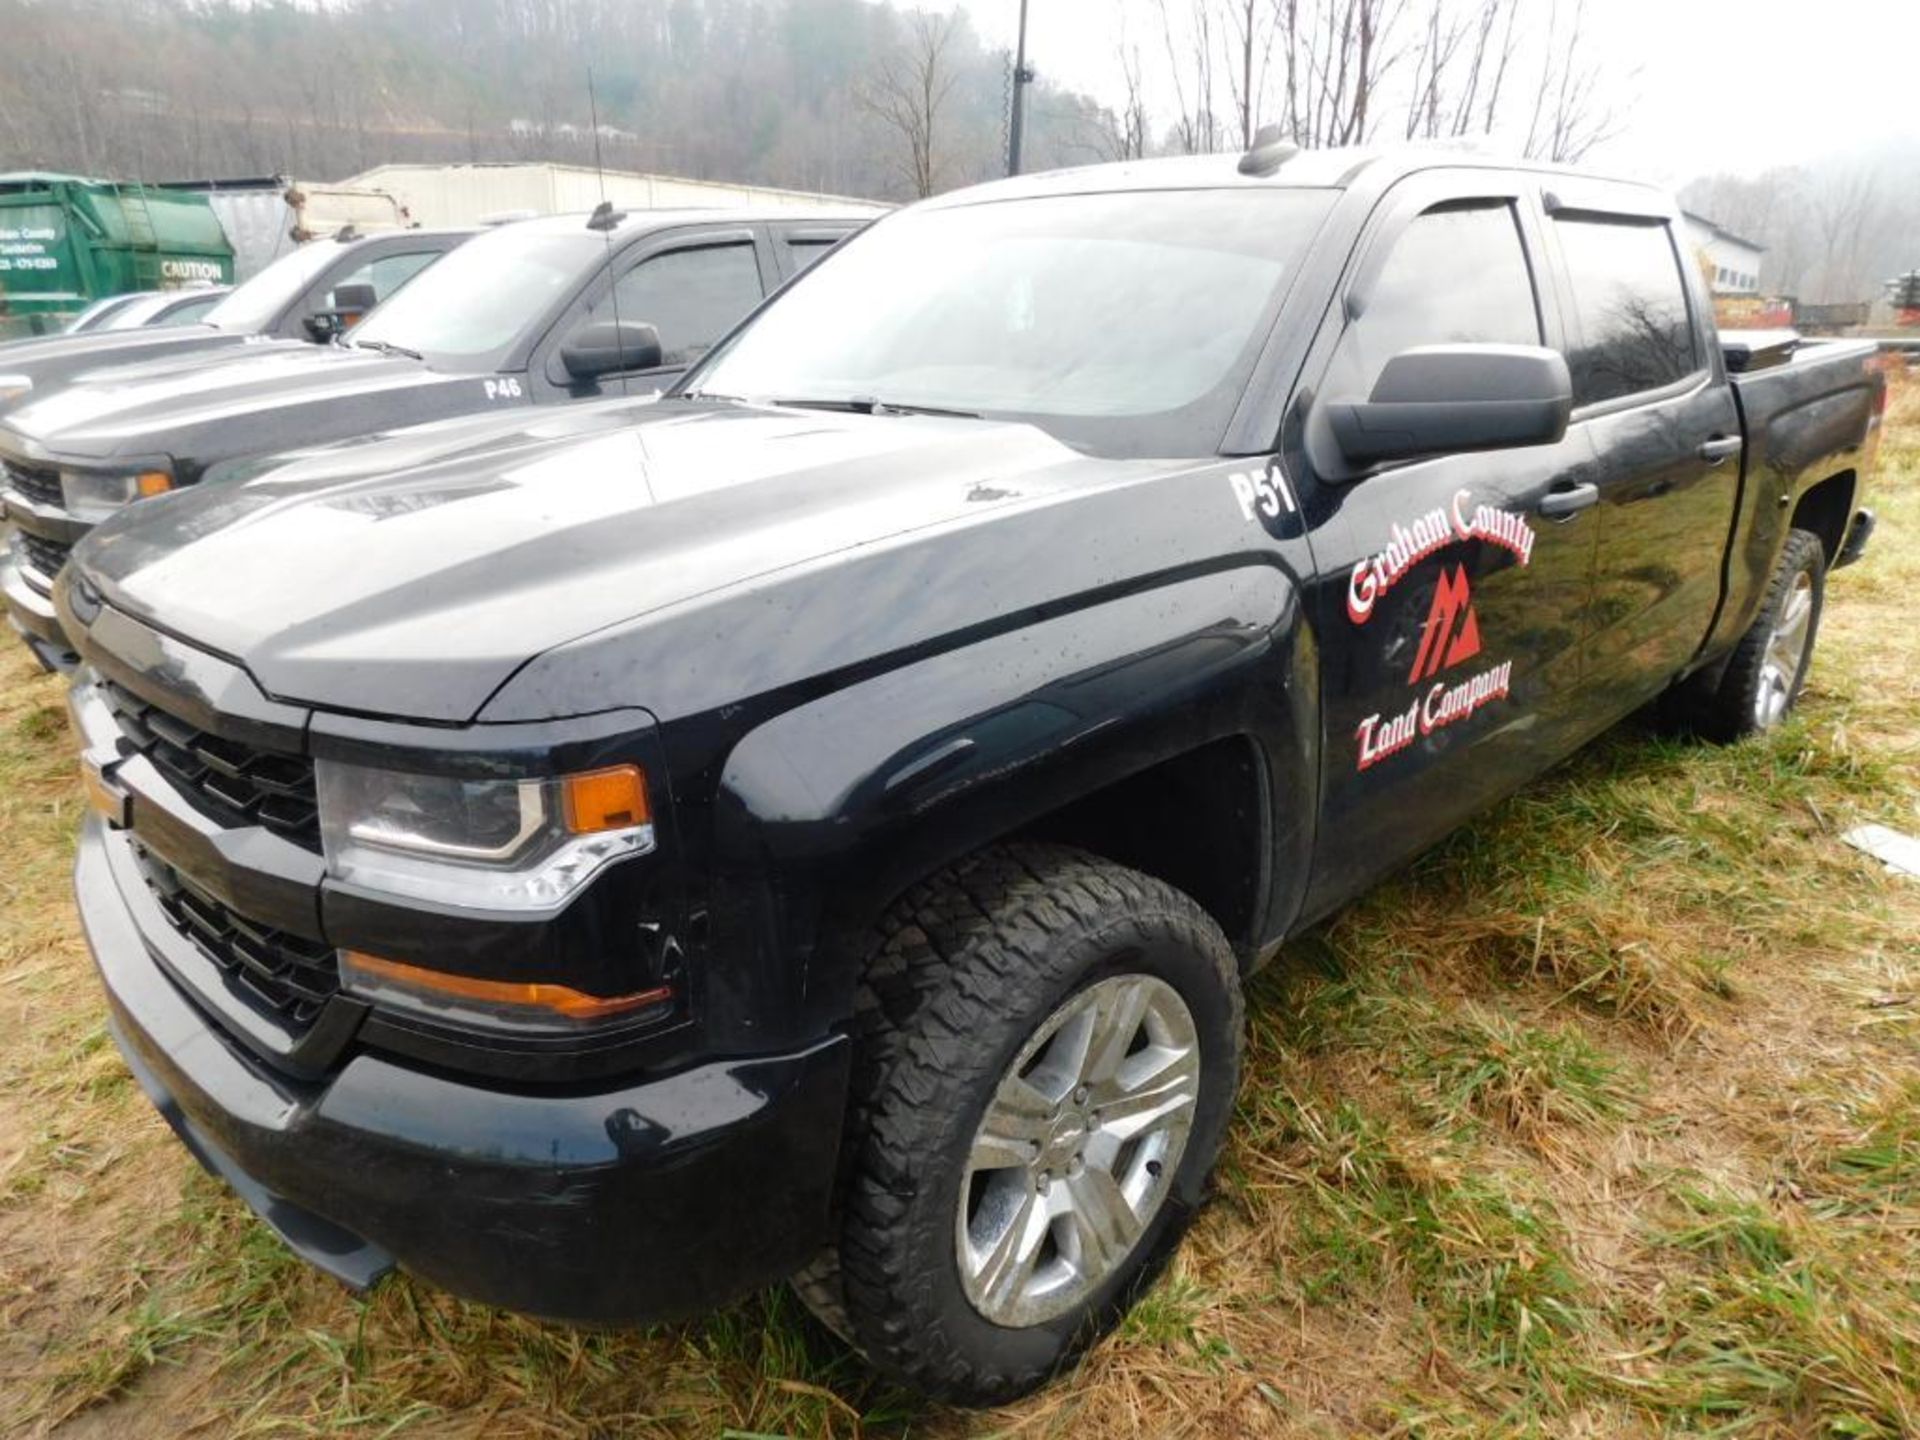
[1349,490,1530,773]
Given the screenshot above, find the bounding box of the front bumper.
[78,814,850,1324]
[1,470,89,666]
[1,541,76,670]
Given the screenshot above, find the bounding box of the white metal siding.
[344,163,884,229]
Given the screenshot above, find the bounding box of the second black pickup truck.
[0,227,472,416]
[56,143,1882,1403]
[2,206,864,667]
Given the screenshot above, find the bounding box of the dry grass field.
[1,377,1915,1438]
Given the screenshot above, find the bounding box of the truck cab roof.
[934,144,1673,208]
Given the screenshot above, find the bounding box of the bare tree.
[1109,40,1151,160]
[1404,0,1521,141]
[1222,0,1280,148]
[1522,0,1617,164]
[1808,166,1885,303]
[858,9,962,198]
[1278,0,1405,149]
[1157,0,1222,154]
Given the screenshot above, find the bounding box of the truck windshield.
[349,226,603,372]
[688,188,1335,457]
[204,241,346,332]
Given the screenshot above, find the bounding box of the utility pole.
[1007,0,1034,175]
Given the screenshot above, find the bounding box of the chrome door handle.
[1698,436,1744,463]
[1538,482,1599,518]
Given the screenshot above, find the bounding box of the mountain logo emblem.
[1409,564,1482,683]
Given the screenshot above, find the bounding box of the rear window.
[1554,216,1698,406]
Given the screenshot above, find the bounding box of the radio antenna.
[586,66,629,386]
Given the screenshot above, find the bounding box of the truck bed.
[1709,333,1884,659]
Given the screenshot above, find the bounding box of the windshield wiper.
[354,338,424,362]
[678,389,749,404]
[773,396,983,420]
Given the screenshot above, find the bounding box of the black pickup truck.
[0,228,472,417]
[56,144,1882,1403]
[2,207,865,668]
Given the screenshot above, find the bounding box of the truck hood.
[0,325,262,419]
[5,342,503,468]
[73,401,1122,722]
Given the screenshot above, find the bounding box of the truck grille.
[102,679,321,849]
[13,530,70,584]
[133,846,339,1024]
[1,457,62,508]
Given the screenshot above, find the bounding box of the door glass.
[594,243,764,368]
[1332,202,1541,397]
[1554,217,1697,406]
[322,250,440,311]
[157,294,223,326]
[786,239,838,276]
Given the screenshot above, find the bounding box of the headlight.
[314,758,654,911]
[60,466,173,523]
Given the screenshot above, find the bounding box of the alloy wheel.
[955,973,1200,1328]
[1754,569,1815,729]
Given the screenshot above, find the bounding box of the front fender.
[713,563,1314,1024]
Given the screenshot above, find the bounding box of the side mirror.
[561,320,665,381]
[330,282,378,328]
[1328,344,1572,466]
[303,283,380,343]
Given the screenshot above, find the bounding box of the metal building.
[343,162,885,229]
[1681,211,1766,296]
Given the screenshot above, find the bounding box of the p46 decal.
[483,377,525,402]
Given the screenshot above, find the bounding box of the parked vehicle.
[1,207,862,667]
[0,228,472,415]
[81,286,231,331]
[60,293,149,334]
[55,145,1882,1404]
[0,173,233,339]
[157,177,412,281]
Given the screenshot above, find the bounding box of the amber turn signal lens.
[343,950,672,1021]
[136,471,173,498]
[561,763,649,834]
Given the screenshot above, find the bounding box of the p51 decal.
[1347,489,1535,625]
[1226,462,1297,524]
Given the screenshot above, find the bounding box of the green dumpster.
[0,173,234,340]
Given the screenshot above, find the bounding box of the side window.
[1331,201,1541,397]
[320,250,440,311]
[1554,216,1698,407]
[158,295,222,326]
[785,239,839,277]
[593,242,764,368]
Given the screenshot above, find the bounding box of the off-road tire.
[1671,527,1827,742]
[792,843,1243,1405]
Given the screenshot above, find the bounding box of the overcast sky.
[947,0,1920,185]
